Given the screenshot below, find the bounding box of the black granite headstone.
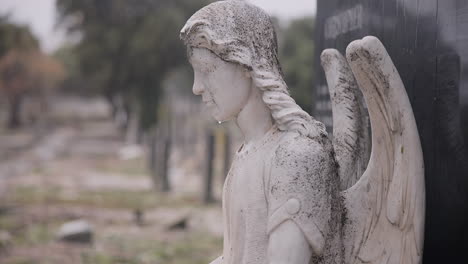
[315,0,468,262]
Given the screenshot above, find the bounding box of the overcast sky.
[0,0,317,53]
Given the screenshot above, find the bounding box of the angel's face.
[189,48,252,122]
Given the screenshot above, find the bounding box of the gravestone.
[315,1,468,263]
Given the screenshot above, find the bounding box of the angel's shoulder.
[272,131,335,170]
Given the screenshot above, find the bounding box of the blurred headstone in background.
[57,219,93,244]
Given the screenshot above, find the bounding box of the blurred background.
[0,0,316,263]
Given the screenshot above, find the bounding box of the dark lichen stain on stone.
[180,1,348,263]
[180,0,282,80]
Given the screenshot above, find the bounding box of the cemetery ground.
[0,97,223,264]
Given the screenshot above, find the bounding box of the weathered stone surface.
[180,1,425,264]
[339,36,425,264]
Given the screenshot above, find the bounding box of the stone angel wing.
[320,47,371,190]
[321,37,425,264]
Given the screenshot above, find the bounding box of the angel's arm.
[268,220,312,264]
[265,135,335,263]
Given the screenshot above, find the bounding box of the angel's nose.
[192,73,204,96]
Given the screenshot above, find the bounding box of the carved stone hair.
[180,0,326,138]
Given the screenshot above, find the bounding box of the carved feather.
[341,36,425,264]
[321,49,371,190]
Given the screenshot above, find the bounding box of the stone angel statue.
[180,1,425,264]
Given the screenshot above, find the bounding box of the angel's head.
[180,0,326,138]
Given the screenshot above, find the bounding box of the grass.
[80,253,122,264]
[0,214,16,231]
[0,214,58,255]
[5,185,202,210]
[14,222,56,247]
[151,233,222,264]
[0,222,222,264]
[3,259,36,264]
[94,157,149,177]
[90,232,222,264]
[0,139,222,264]
[1,188,222,264]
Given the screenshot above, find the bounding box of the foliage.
[0,16,64,128]
[0,49,65,99]
[56,0,212,130]
[279,16,315,114]
[0,51,32,98]
[53,43,85,94]
[0,16,40,98]
[0,14,39,58]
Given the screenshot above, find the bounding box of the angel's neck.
[235,85,273,143]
